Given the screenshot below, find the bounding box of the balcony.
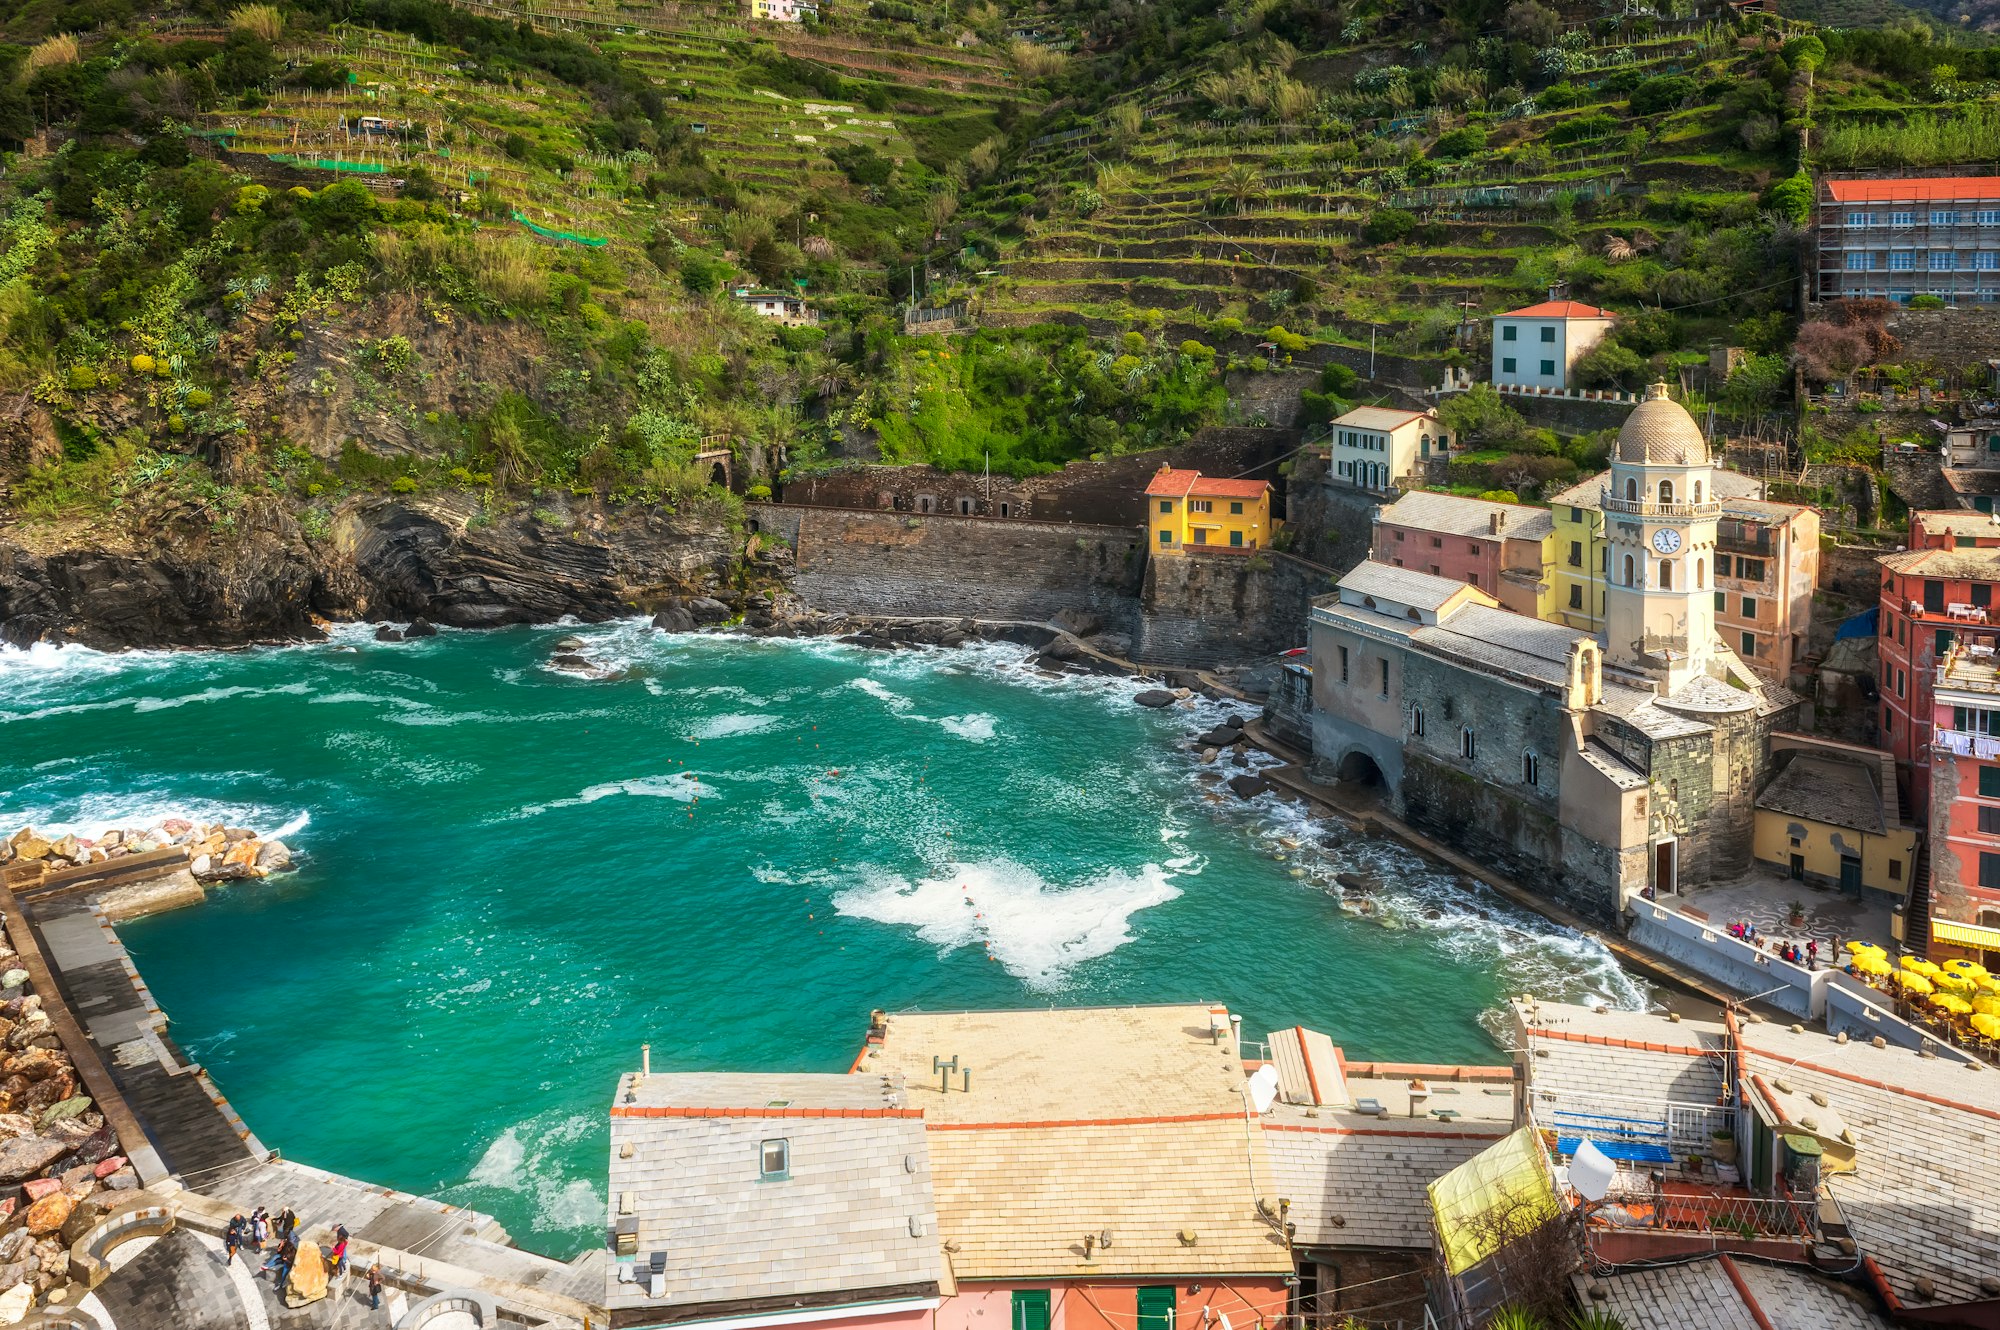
[1716,523,1774,556]
[1602,490,1722,519]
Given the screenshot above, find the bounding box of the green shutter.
[1981,766,2000,798]
[1013,1291,1052,1330]
[1137,1287,1178,1330]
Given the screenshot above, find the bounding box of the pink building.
[1373,490,1554,615]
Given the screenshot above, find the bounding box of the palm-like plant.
[1569,1309,1629,1330]
[1218,163,1266,217]
[1486,1307,1549,1330]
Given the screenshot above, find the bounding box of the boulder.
[1052,608,1101,637]
[551,635,586,651]
[1041,637,1081,662]
[189,854,212,878]
[222,840,260,871]
[651,605,696,633]
[90,1157,124,1180]
[0,1281,28,1323]
[688,597,732,624]
[1134,689,1177,709]
[159,819,191,836]
[17,1180,57,1204]
[48,838,77,861]
[22,1078,73,1115]
[548,653,596,672]
[373,626,404,642]
[100,1168,136,1192]
[98,831,121,849]
[0,1231,29,1265]
[6,840,46,865]
[67,1129,114,1165]
[58,1197,104,1247]
[1199,726,1243,748]
[36,1098,91,1131]
[1225,774,1271,800]
[0,1050,55,1083]
[21,1191,70,1236]
[255,841,293,872]
[0,1119,33,1145]
[404,618,438,638]
[0,1138,65,1185]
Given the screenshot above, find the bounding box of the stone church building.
[1295,385,1799,924]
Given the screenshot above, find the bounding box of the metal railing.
[1601,491,1723,518]
[1585,1186,1820,1245]
[1936,729,2000,759]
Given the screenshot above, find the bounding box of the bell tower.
[1603,384,1720,692]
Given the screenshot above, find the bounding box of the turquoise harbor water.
[0,624,1645,1256]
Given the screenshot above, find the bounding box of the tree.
[1791,322,1870,382]
[1503,0,1560,47]
[1571,339,1644,391]
[1764,171,1812,227]
[1362,208,1417,245]
[1722,355,1788,413]
[749,236,789,285]
[1218,163,1266,216]
[1438,383,1525,447]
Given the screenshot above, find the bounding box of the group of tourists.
[1724,920,1826,968]
[221,1206,385,1309]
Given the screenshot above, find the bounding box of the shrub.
[1362,208,1417,245]
[747,483,772,499]
[1265,325,1309,354]
[1629,75,1697,115]
[1781,34,1826,69]
[390,475,419,493]
[369,336,417,377]
[1321,363,1358,395]
[129,354,156,374]
[1764,171,1812,227]
[229,3,285,41]
[185,389,214,409]
[1431,127,1487,159]
[1911,294,1948,309]
[25,33,79,74]
[65,365,97,391]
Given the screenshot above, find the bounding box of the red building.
[1878,511,2000,816]
[1928,635,2000,964]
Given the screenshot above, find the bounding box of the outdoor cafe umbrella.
[1853,954,1893,977]
[1939,974,1978,998]
[1977,994,2000,1016]
[1932,993,1974,1015]
[1903,956,1943,978]
[1893,970,1937,995]
[1847,940,1884,955]
[1975,1013,2000,1040]
[1946,958,1990,979]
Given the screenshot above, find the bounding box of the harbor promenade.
[10,885,603,1328]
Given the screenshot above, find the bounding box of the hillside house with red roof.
[1490,299,1616,392]
[1815,176,2000,302]
[1144,466,1277,553]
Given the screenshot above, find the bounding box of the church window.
[1625,478,1638,502]
[1522,751,1539,786]
[1660,560,1673,591]
[1379,660,1389,697]
[1338,646,1349,683]
[1693,480,1703,503]
[1411,706,1426,736]
[1659,480,1675,505]
[1695,558,1705,589]
[1461,727,1476,759]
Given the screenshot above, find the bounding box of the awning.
[1429,1126,1558,1276]
[1931,918,2000,950]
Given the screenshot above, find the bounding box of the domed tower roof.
[1616,383,1708,466]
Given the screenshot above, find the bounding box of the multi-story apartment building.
[1144,467,1277,552]
[1814,176,2000,302]
[1489,299,1615,392]
[1544,470,1816,682]
[1371,490,1555,616]
[1877,511,2000,817]
[1928,637,2000,965]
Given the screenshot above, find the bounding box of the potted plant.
[1787,899,1807,927]
[1710,1128,1738,1166]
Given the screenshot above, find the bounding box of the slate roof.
[1943,468,2000,498]
[1734,1021,2000,1309]
[1331,406,1437,433]
[1914,510,2000,537]
[1878,545,2000,578]
[1264,1123,1508,1250]
[1574,1256,1892,1330]
[1412,604,1595,689]
[1513,1000,1730,1108]
[1338,561,1484,614]
[865,1005,1289,1280]
[1376,491,1555,542]
[1755,753,1886,836]
[604,1072,941,1315]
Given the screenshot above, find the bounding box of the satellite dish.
[1569,1139,1616,1202]
[1248,1064,1280,1114]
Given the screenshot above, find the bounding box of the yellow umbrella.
[1939,974,1978,998]
[1894,970,1936,995]
[1932,993,1974,1015]
[1975,1013,2000,1039]
[1848,940,1886,955]
[1945,958,1989,979]
[1903,956,1942,977]
[1975,994,2000,1016]
[1853,954,1893,976]
[1980,976,2000,994]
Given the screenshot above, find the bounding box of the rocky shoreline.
[3,820,294,885]
[0,940,136,1320]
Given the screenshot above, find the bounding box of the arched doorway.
[1337,750,1384,788]
[709,461,728,488]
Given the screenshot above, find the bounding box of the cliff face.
[0,493,737,650]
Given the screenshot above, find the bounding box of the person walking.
[224,1214,243,1265]
[1808,938,1820,969]
[251,1207,268,1247]
[367,1261,383,1311]
[278,1207,297,1241]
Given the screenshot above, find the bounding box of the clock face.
[1652,527,1683,555]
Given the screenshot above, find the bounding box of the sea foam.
[834,858,1181,991]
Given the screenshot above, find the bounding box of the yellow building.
[1752,738,1918,897]
[1146,467,1278,553]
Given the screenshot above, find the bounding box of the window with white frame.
[1934,210,1962,225]
[1845,253,1868,271]
[1847,211,1874,226]
[1932,251,1959,270]
[1979,253,2000,271]
[1981,210,2000,225]
[1890,251,1916,270]
[1891,211,1916,227]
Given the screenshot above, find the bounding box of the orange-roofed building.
[1145,466,1278,554]
[1490,297,1616,392]
[1816,176,2000,302]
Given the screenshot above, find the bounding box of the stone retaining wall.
[1134,550,1335,666]
[1629,899,1825,1018]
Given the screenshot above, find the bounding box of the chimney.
[1490,511,1505,535]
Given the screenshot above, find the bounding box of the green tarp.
[510,211,609,248]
